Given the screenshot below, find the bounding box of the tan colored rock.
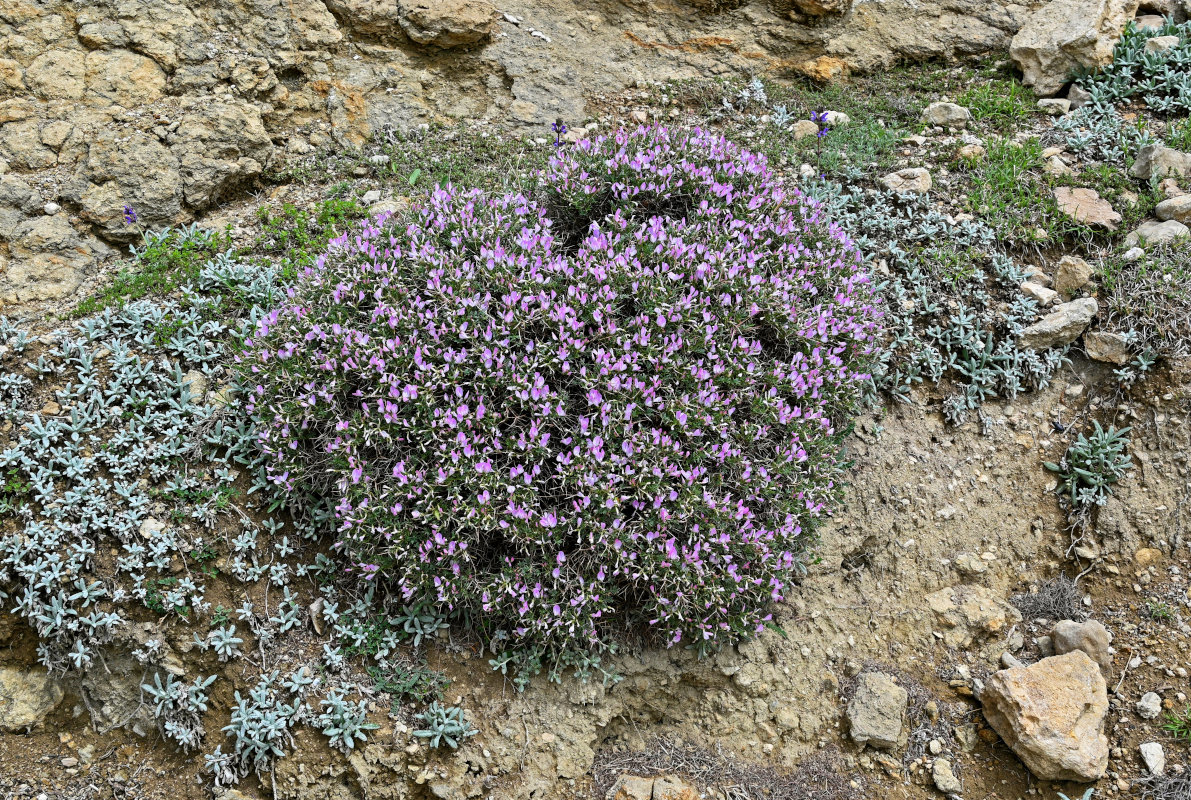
[1146,34,1181,52]
[958,144,986,160]
[1053,254,1094,296]
[881,167,932,194]
[1134,13,1167,28]
[792,119,820,140]
[1155,194,1191,223]
[0,666,64,731]
[172,101,274,210]
[1084,331,1130,364]
[1052,619,1113,679]
[847,672,907,750]
[1131,144,1191,181]
[85,50,167,107]
[652,776,699,800]
[982,651,1109,782]
[1010,0,1139,96]
[23,50,85,100]
[921,101,971,128]
[1019,297,1098,349]
[1038,98,1072,115]
[1125,218,1191,248]
[1022,281,1059,306]
[607,775,653,800]
[1053,187,1121,230]
[397,0,498,48]
[926,586,1022,649]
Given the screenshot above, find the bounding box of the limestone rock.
[77,130,183,236]
[397,0,498,49]
[1084,331,1131,365]
[1018,298,1099,349]
[847,672,907,750]
[1134,13,1167,28]
[1053,187,1121,230]
[981,651,1109,782]
[1155,194,1191,223]
[792,119,821,140]
[792,0,852,13]
[0,666,64,731]
[1124,218,1191,248]
[1051,619,1113,679]
[2,215,112,304]
[1131,144,1191,181]
[925,585,1023,649]
[607,775,653,800]
[1137,691,1162,720]
[1022,281,1059,306]
[652,776,699,800]
[1038,98,1072,115]
[1140,742,1166,776]
[1010,0,1139,96]
[921,102,971,128]
[881,167,932,193]
[1146,34,1181,52]
[933,758,962,794]
[1053,254,1094,296]
[173,101,274,211]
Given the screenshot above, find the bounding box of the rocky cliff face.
[0,0,1044,307]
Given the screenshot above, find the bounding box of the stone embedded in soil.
[847,672,908,750]
[1155,194,1191,223]
[0,666,65,732]
[1084,331,1131,365]
[652,775,700,800]
[1146,34,1181,53]
[1051,619,1113,679]
[1038,98,1071,115]
[1125,218,1191,248]
[608,775,654,800]
[1131,144,1191,181]
[925,585,1022,649]
[1021,281,1059,306]
[1018,297,1098,350]
[1053,187,1121,230]
[1009,0,1139,96]
[792,119,821,140]
[1140,742,1166,776]
[981,651,1109,782]
[921,101,971,128]
[932,757,962,794]
[1137,691,1162,720]
[881,167,932,194]
[1053,254,1094,297]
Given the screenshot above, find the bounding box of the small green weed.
[1163,705,1191,742]
[366,663,448,708]
[1146,599,1174,622]
[74,225,232,316]
[958,79,1036,128]
[255,199,364,278]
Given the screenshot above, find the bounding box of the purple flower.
[551,118,567,148]
[122,205,137,225]
[245,125,882,675]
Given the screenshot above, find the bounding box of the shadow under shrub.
[243,126,880,685]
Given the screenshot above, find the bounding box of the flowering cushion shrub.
[245,126,880,678]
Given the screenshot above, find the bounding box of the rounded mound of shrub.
[245,126,880,679]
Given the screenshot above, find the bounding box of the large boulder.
[847,672,908,750]
[982,651,1109,782]
[1010,0,1139,96]
[0,666,65,731]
